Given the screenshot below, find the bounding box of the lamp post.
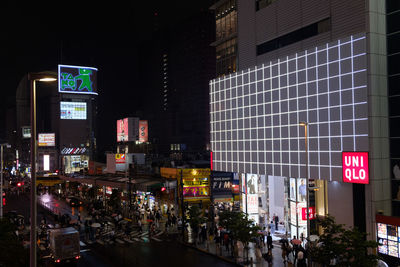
[0,143,10,218]
[299,122,310,242]
[28,73,57,267]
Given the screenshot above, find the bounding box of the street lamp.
[0,143,10,218]
[299,121,310,243]
[28,73,57,267]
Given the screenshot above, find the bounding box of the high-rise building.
[210,0,238,77]
[143,10,215,158]
[210,0,393,259]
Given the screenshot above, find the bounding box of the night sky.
[0,1,214,153]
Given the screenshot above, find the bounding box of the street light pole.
[30,78,37,267]
[299,123,310,235]
[29,74,57,267]
[299,121,310,263]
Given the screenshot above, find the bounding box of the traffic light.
[2,192,5,206]
[17,182,21,187]
[161,187,166,192]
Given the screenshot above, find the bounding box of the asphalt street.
[4,191,238,267]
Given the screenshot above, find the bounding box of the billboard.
[182,177,210,199]
[58,64,98,95]
[115,154,126,164]
[242,174,259,215]
[117,117,139,142]
[138,120,148,143]
[60,102,87,120]
[22,126,31,138]
[38,133,55,146]
[342,152,369,184]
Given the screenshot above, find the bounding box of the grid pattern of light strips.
[210,33,368,181]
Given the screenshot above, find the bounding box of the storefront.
[61,147,89,174]
[239,173,328,238]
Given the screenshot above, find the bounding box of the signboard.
[60,102,87,120]
[183,186,210,198]
[115,154,126,164]
[342,152,369,184]
[61,147,87,155]
[38,133,55,147]
[301,206,316,220]
[58,64,98,95]
[22,126,31,138]
[212,172,233,196]
[183,177,210,199]
[242,173,259,215]
[117,117,139,142]
[138,120,148,143]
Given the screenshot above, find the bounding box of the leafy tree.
[108,189,122,211]
[0,218,29,267]
[309,215,379,267]
[186,205,207,244]
[218,211,260,262]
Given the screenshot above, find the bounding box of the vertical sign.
[138,120,148,143]
[342,152,369,184]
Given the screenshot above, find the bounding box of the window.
[256,0,277,11]
[256,18,331,56]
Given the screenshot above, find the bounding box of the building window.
[256,0,277,11]
[256,18,331,56]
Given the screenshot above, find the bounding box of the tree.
[186,205,207,244]
[0,218,29,267]
[218,211,260,262]
[309,215,379,267]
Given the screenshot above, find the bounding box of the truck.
[49,227,80,264]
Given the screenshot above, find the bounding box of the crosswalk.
[90,230,165,246]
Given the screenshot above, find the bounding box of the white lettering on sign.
[342,152,369,184]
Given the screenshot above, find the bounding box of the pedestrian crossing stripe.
[151,237,162,242]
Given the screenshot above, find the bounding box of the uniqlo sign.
[301,207,316,220]
[342,152,369,184]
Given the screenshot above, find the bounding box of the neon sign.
[58,64,98,95]
[342,152,369,184]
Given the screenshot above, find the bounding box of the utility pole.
[180,169,185,241]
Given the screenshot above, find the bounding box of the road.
[4,191,237,267]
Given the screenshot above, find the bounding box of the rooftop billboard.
[58,64,98,95]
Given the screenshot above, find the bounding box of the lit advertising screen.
[22,126,31,138]
[60,102,87,120]
[38,133,55,146]
[139,120,148,143]
[117,117,139,142]
[182,177,210,199]
[376,216,400,259]
[241,174,259,214]
[117,118,129,142]
[58,64,98,95]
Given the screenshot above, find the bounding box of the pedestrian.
[274,214,279,231]
[267,232,273,252]
[138,218,142,232]
[297,249,306,267]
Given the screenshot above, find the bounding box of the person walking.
[267,232,273,252]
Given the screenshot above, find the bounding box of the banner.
[58,64,98,95]
[139,120,148,143]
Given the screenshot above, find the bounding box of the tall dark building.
[142,10,216,159]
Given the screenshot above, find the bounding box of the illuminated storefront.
[62,147,89,174]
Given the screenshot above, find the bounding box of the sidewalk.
[187,238,294,267]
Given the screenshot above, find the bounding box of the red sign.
[115,154,126,164]
[301,207,316,220]
[138,120,148,143]
[342,152,369,184]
